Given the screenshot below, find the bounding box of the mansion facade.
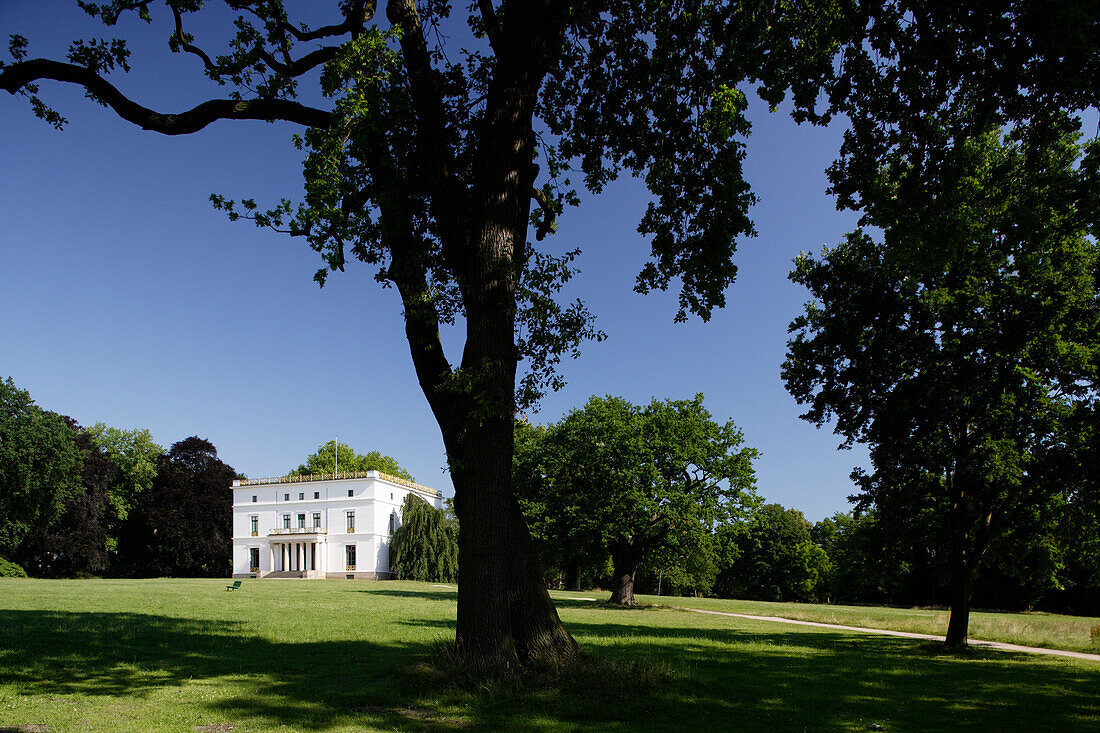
[231,471,443,579]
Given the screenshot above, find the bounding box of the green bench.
[226,580,242,591]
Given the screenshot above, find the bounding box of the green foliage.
[717,504,830,603]
[811,511,910,604]
[289,441,414,481]
[820,1,1100,218]
[88,423,163,521]
[390,494,458,584]
[515,395,758,596]
[17,424,122,579]
[0,558,27,578]
[0,377,84,557]
[118,437,236,577]
[784,121,1100,636]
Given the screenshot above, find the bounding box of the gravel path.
[685,607,1100,662]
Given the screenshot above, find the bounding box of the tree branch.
[477,0,501,52]
[256,45,341,79]
[1,59,332,133]
[386,0,466,276]
[531,187,555,241]
[169,2,219,75]
[281,0,374,42]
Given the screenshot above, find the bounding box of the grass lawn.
[0,579,1096,732]
[603,592,1100,654]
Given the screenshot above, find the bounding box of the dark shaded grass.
[0,581,1097,731]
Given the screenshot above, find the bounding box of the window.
[249,547,259,572]
[313,491,319,499]
[390,493,394,500]
[297,513,306,528]
[282,514,291,529]
[347,489,354,497]
[284,493,289,501]
[298,492,304,501]
[389,513,395,534]
[249,516,258,536]
[346,511,355,533]
[346,544,356,570]
[251,495,257,503]
[312,512,321,528]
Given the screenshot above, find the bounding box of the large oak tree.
[516,395,758,606]
[2,1,838,671]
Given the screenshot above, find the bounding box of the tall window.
[249,547,259,571]
[388,513,395,534]
[250,515,258,536]
[297,513,306,528]
[346,511,355,533]
[346,544,356,570]
[282,514,291,529]
[312,512,321,528]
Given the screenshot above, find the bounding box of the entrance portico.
[269,528,327,577]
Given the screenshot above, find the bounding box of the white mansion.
[231,471,443,579]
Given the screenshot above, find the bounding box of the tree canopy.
[17,421,122,578]
[119,436,236,577]
[716,503,829,603]
[515,395,758,605]
[88,423,163,521]
[290,440,414,481]
[0,377,84,559]
[783,122,1100,646]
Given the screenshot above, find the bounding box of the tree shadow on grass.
[0,608,1097,731]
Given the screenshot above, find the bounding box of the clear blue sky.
[1,2,868,520]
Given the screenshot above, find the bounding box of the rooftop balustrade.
[235,470,440,497]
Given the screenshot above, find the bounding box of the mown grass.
[0,578,1096,732]
[605,591,1100,654]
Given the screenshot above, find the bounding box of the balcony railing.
[269,527,327,536]
[346,564,356,571]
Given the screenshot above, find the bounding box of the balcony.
[269,527,327,536]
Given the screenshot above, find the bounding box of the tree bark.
[944,474,993,649]
[944,563,974,648]
[443,390,577,671]
[608,545,642,606]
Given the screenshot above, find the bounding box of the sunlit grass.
[600,592,1100,653]
[0,578,1097,731]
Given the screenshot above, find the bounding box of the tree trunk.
[608,546,641,605]
[392,0,574,674]
[944,563,974,648]
[444,391,577,672]
[944,476,992,650]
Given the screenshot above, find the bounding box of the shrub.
[0,558,28,577]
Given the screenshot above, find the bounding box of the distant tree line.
[1,377,234,578]
[515,395,1100,617]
